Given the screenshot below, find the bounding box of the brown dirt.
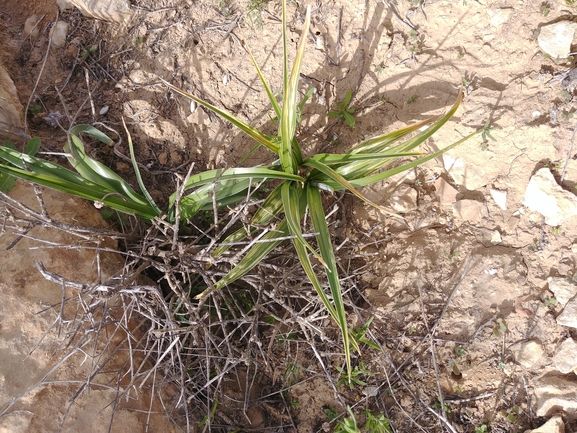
[2,0,577,432]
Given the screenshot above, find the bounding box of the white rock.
[552,338,577,374]
[57,0,132,23]
[535,374,577,417]
[50,21,69,47]
[0,64,25,140]
[509,340,544,369]
[443,155,488,190]
[548,277,577,307]
[24,14,40,38]
[389,184,417,213]
[538,21,577,59]
[525,416,565,433]
[452,199,486,223]
[491,230,502,244]
[486,8,512,27]
[490,188,507,210]
[557,296,577,328]
[435,177,458,206]
[522,168,577,226]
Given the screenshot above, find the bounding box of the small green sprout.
[406,95,418,104]
[493,318,507,336]
[81,45,98,59]
[334,407,359,433]
[475,425,488,433]
[364,410,393,433]
[481,119,496,143]
[329,90,356,127]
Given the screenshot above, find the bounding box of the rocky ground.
[1,0,577,432]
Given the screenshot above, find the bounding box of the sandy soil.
[2,0,577,431]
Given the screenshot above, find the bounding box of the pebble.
[548,277,577,307]
[435,177,458,206]
[490,188,507,210]
[556,296,577,328]
[452,199,486,223]
[486,8,512,27]
[551,338,577,374]
[50,21,69,48]
[443,155,488,190]
[508,340,544,368]
[538,21,577,59]
[24,14,40,38]
[522,168,577,226]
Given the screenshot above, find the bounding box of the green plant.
[81,45,98,59]
[406,95,418,104]
[542,297,557,308]
[337,362,373,389]
[324,407,339,421]
[246,0,270,28]
[27,104,42,116]
[454,345,467,357]
[493,318,507,336]
[364,410,393,433]
[329,90,356,127]
[481,119,496,143]
[475,425,488,433]
[540,1,551,16]
[334,407,360,433]
[0,0,476,381]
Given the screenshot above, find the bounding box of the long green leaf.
[162,79,279,155]
[279,5,310,173]
[306,186,354,380]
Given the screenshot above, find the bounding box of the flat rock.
[0,64,25,140]
[486,8,512,27]
[435,177,458,206]
[50,21,69,48]
[525,416,565,433]
[548,277,577,307]
[534,373,577,417]
[452,199,486,223]
[389,184,417,213]
[509,340,544,369]
[552,338,577,374]
[538,21,577,59]
[490,188,508,210]
[443,154,489,190]
[57,0,132,23]
[522,168,577,226]
[557,296,577,328]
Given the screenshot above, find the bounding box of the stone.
[0,184,178,433]
[50,21,69,48]
[452,199,486,223]
[552,338,577,374]
[557,296,577,328]
[534,374,577,417]
[491,230,502,244]
[0,64,25,141]
[443,154,488,190]
[389,184,418,213]
[525,416,565,433]
[486,8,512,27]
[548,277,577,307]
[538,21,577,59]
[24,14,40,38]
[490,188,507,210]
[509,340,544,369]
[435,177,458,206]
[523,168,577,226]
[57,0,132,23]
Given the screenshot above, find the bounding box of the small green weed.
[337,362,373,389]
[374,65,385,74]
[81,45,98,59]
[365,410,393,433]
[198,399,218,427]
[542,297,557,309]
[454,345,467,357]
[475,425,488,433]
[493,318,507,336]
[406,95,418,104]
[481,119,496,143]
[27,104,42,116]
[540,1,551,16]
[324,407,339,421]
[246,0,270,28]
[334,407,359,433]
[329,90,356,127]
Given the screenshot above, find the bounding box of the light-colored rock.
[509,340,544,369]
[49,21,69,48]
[490,188,507,210]
[57,0,132,23]
[443,154,489,190]
[538,21,577,59]
[390,184,418,213]
[486,8,512,27]
[0,64,25,141]
[557,296,577,328]
[24,14,40,38]
[452,199,486,223]
[552,338,577,374]
[523,168,577,226]
[0,184,178,433]
[525,416,565,433]
[491,230,502,244]
[435,177,458,206]
[548,277,577,307]
[535,374,577,417]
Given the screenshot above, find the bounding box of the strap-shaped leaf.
[306,186,356,380]
[279,5,310,173]
[162,79,279,155]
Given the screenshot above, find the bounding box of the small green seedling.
[540,1,551,16]
[337,362,372,389]
[406,95,418,104]
[334,407,360,433]
[474,425,488,433]
[28,104,42,116]
[81,45,98,59]
[481,119,496,143]
[374,65,385,73]
[198,399,218,427]
[329,90,356,127]
[324,407,339,421]
[364,410,393,433]
[454,345,467,357]
[493,318,507,336]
